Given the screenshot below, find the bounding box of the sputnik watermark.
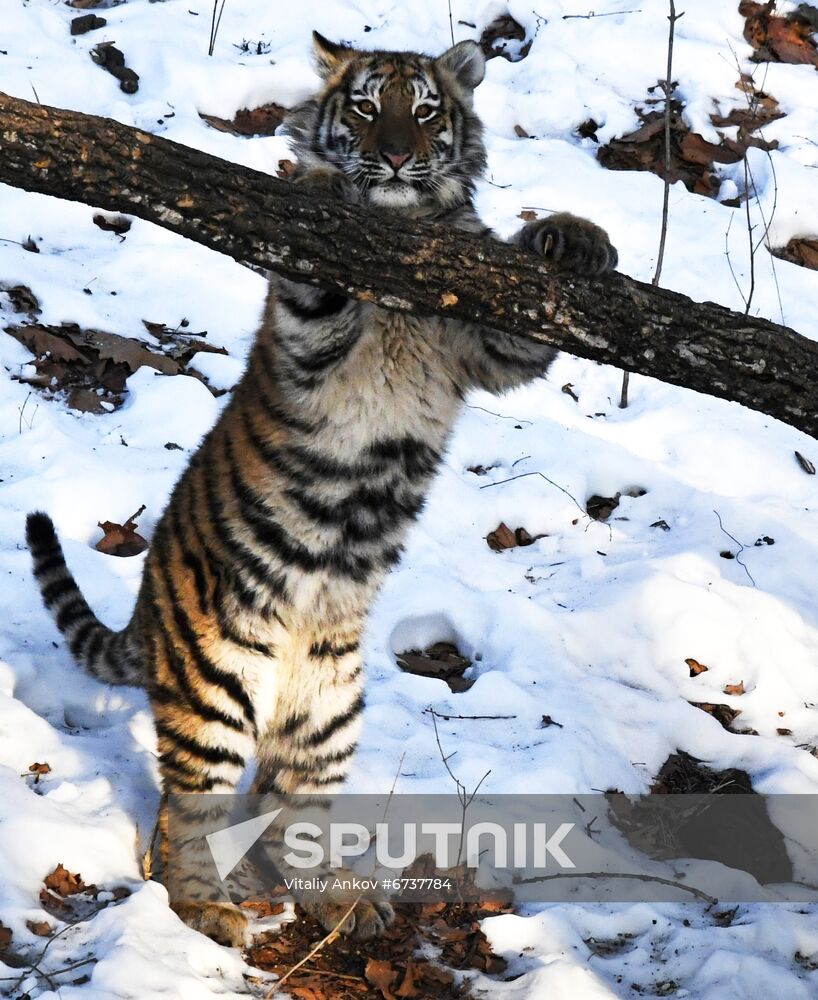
[170,792,818,904]
[207,813,576,878]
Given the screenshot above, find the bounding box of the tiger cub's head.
[286,32,487,210]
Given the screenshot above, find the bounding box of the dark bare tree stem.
[0,92,817,438]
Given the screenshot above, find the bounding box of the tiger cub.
[26,32,617,946]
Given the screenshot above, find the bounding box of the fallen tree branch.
[1,92,817,438]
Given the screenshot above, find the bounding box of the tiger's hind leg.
[157,745,253,947]
[149,635,258,947]
[250,634,395,940]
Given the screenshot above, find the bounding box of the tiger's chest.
[314,307,463,451]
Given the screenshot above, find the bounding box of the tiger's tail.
[26,511,144,686]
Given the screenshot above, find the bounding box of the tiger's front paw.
[173,900,249,948]
[521,211,618,276]
[293,167,359,203]
[299,888,395,941]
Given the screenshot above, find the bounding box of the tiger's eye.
[415,104,434,120]
[357,99,376,117]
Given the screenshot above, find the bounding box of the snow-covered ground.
[1,0,818,996]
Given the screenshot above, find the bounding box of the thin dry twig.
[431,713,517,721]
[18,391,38,434]
[514,870,718,905]
[721,50,781,321]
[621,0,682,409]
[714,509,755,587]
[467,404,533,426]
[208,0,228,57]
[478,469,587,515]
[563,8,642,18]
[425,707,491,877]
[653,0,682,289]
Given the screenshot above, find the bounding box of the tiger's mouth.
[367,177,422,208]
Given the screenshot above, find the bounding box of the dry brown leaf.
[513,124,530,139]
[96,505,148,557]
[93,212,131,235]
[28,761,51,784]
[396,642,473,693]
[0,922,11,950]
[2,284,40,314]
[598,73,783,199]
[576,118,600,141]
[681,132,742,167]
[770,237,818,271]
[395,957,418,998]
[486,522,517,551]
[690,701,741,730]
[586,494,620,521]
[777,727,793,737]
[71,13,107,35]
[518,209,538,221]
[486,522,544,551]
[39,888,70,914]
[66,388,109,414]
[26,919,52,937]
[686,657,710,677]
[480,13,531,62]
[7,325,89,364]
[724,681,746,696]
[199,103,288,138]
[9,320,226,414]
[289,987,321,1000]
[365,958,398,1000]
[421,965,454,986]
[439,292,458,308]
[794,451,816,475]
[82,329,180,374]
[650,750,754,794]
[740,0,818,66]
[277,158,297,180]
[44,863,85,897]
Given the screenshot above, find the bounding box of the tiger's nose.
[383,151,411,171]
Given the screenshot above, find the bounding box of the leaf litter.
[95,505,148,557]
[7,319,228,413]
[395,642,474,693]
[247,889,511,1000]
[608,751,793,885]
[597,76,784,199]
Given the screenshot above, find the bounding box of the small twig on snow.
[514,869,718,905]
[713,509,755,587]
[425,707,491,877]
[563,8,643,18]
[431,712,517,721]
[479,469,587,516]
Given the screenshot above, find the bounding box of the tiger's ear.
[312,31,357,78]
[435,40,485,91]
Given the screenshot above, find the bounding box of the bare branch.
[1,93,817,438]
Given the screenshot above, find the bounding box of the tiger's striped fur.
[27,32,617,947]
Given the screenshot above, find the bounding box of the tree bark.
[1,91,816,438]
